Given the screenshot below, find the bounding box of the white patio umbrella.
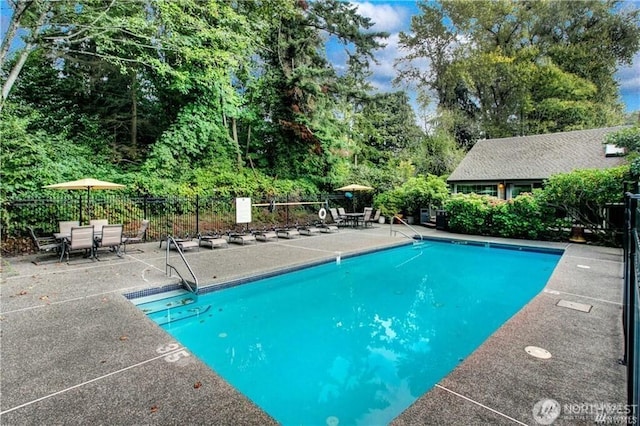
[44,178,125,222]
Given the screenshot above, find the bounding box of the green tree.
[356,91,423,165]
[396,0,640,145]
[243,0,386,185]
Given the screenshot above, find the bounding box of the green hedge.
[443,166,630,245]
[444,193,567,241]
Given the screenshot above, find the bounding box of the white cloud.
[617,53,640,90]
[353,1,413,33]
[349,1,640,112]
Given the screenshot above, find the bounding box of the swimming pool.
[135,240,561,425]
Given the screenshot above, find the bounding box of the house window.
[456,184,498,197]
[511,184,533,198]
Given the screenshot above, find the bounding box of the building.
[447,126,628,200]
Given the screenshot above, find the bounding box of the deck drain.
[326,415,339,426]
[525,346,552,359]
[577,264,591,269]
[557,299,592,313]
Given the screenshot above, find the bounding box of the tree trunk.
[0,2,50,113]
[130,70,138,149]
[0,0,33,68]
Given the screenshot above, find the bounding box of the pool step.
[130,289,191,306]
[135,292,198,316]
[149,304,212,326]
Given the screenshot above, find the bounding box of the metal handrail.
[165,236,199,293]
[390,215,424,241]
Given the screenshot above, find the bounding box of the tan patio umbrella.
[335,184,374,212]
[44,178,125,222]
[335,184,374,192]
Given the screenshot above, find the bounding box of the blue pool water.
[136,241,561,425]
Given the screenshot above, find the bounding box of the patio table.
[343,213,364,228]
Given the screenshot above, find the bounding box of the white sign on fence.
[235,197,252,224]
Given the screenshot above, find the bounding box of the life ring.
[318,208,327,220]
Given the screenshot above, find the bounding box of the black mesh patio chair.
[28,227,62,254]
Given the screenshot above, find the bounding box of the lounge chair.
[28,226,63,254]
[96,224,123,258]
[199,234,229,249]
[338,207,348,219]
[319,224,339,233]
[228,233,257,245]
[123,219,149,253]
[89,219,109,234]
[255,230,278,242]
[60,225,95,262]
[169,238,199,251]
[299,225,321,236]
[276,228,300,239]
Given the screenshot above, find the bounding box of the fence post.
[195,194,200,236]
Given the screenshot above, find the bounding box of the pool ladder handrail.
[165,235,199,294]
[390,215,424,242]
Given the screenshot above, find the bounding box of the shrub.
[445,193,554,239]
[491,193,550,239]
[444,194,493,234]
[374,174,449,218]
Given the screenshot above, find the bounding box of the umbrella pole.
[87,187,91,224]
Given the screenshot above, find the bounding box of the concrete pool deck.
[0,225,626,425]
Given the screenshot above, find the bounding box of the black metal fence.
[623,189,640,418]
[1,193,340,256]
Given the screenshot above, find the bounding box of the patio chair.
[123,219,149,253]
[28,226,62,254]
[337,207,348,219]
[59,221,80,235]
[89,219,109,234]
[369,209,381,226]
[96,224,123,259]
[329,208,344,226]
[60,225,95,262]
[360,207,373,227]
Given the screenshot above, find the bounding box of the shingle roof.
[447,126,628,182]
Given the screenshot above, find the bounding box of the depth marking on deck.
[435,385,529,426]
[0,346,187,415]
[566,255,623,265]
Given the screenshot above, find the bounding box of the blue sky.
[329,0,640,113]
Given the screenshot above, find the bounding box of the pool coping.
[0,226,625,425]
